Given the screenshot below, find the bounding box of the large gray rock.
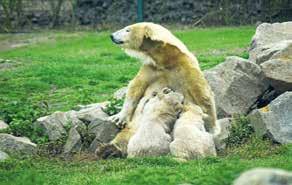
[213,118,232,150]
[63,127,82,154]
[233,168,292,185]
[0,120,8,130]
[249,22,292,62]
[35,111,85,141]
[249,92,292,144]
[0,134,37,155]
[76,103,108,123]
[0,151,9,161]
[261,59,292,92]
[255,40,292,64]
[88,118,120,152]
[204,56,268,118]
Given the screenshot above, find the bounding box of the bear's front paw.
[108,112,127,129]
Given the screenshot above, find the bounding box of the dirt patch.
[0,34,54,52]
[0,59,20,71]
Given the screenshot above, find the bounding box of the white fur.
[124,49,157,66]
[127,88,183,158]
[170,105,217,160]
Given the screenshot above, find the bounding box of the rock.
[113,87,127,100]
[233,168,292,185]
[76,103,108,123]
[73,102,108,111]
[63,127,82,154]
[88,118,120,152]
[35,111,84,141]
[0,134,37,155]
[0,151,9,161]
[255,40,292,64]
[213,118,232,150]
[249,92,292,144]
[204,56,268,118]
[249,22,292,62]
[261,59,292,92]
[0,120,8,130]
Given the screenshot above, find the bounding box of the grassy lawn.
[2,26,291,185]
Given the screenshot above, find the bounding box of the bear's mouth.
[110,35,124,45]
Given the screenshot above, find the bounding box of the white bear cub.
[127,87,184,158]
[170,105,217,161]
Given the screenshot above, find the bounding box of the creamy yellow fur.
[105,22,218,156]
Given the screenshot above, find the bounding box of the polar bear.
[96,22,218,159]
[127,87,184,158]
[170,105,217,161]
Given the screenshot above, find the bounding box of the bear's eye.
[126,29,130,32]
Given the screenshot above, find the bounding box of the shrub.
[0,99,50,144]
[103,97,124,116]
[225,115,254,147]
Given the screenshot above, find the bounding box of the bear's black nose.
[110,34,114,42]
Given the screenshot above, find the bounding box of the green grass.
[0,26,254,113]
[2,26,288,185]
[0,143,291,185]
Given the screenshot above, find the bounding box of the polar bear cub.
[170,105,217,160]
[127,87,184,158]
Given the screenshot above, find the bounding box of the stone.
[0,120,8,130]
[88,118,120,152]
[213,118,232,150]
[204,56,268,118]
[35,111,84,141]
[76,103,108,123]
[261,59,292,92]
[63,127,82,154]
[233,168,292,185]
[73,102,108,111]
[113,87,127,100]
[0,134,37,155]
[255,40,292,64]
[248,92,292,144]
[249,22,292,62]
[0,151,9,161]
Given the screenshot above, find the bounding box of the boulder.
[0,134,37,155]
[249,22,292,62]
[261,59,292,92]
[249,92,292,144]
[0,151,9,161]
[255,40,292,64]
[76,103,108,123]
[0,120,8,130]
[204,56,268,118]
[113,87,127,100]
[213,118,232,150]
[35,111,85,141]
[88,118,120,152]
[63,127,82,154]
[73,102,108,111]
[233,168,292,185]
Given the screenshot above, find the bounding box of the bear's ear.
[144,24,166,43]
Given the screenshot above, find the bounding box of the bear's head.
[110,22,192,67]
[142,87,184,118]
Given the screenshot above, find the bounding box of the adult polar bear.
[97,22,218,158]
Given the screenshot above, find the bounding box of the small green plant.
[103,97,124,116]
[225,115,254,147]
[0,99,50,144]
